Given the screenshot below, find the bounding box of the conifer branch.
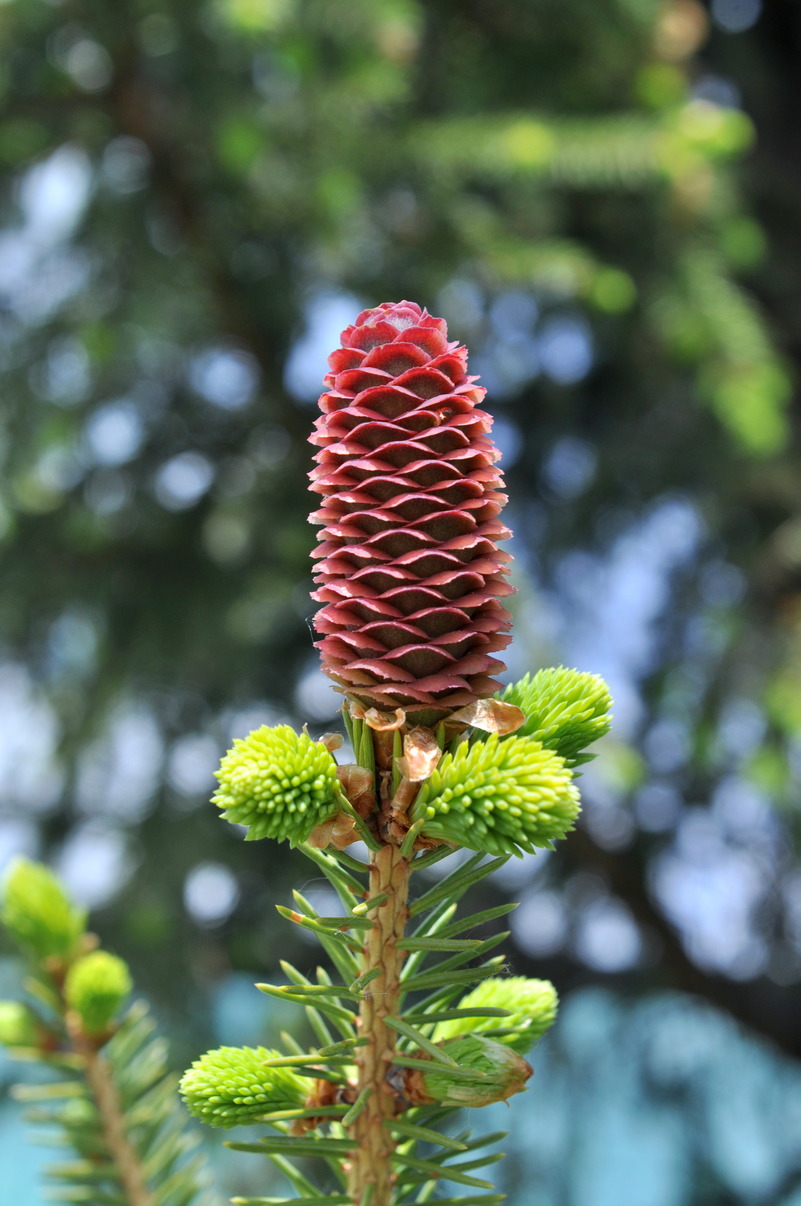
[0,301,613,1206]
[70,1024,156,1206]
[1,860,214,1206]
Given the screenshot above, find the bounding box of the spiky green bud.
[212,725,346,845]
[64,951,132,1035]
[180,1046,308,1128]
[1,858,86,961]
[0,1001,38,1047]
[410,733,579,857]
[500,667,612,766]
[433,977,558,1054]
[417,1035,532,1107]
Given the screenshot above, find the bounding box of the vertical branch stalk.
[70,1025,155,1206]
[346,842,411,1206]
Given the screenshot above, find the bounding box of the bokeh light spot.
[184,862,240,927]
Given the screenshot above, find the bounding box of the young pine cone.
[309,301,513,724]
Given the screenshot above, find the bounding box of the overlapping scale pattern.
[309,301,513,720]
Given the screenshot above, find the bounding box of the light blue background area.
[3,987,801,1206]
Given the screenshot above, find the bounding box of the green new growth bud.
[213,725,345,845]
[64,951,132,1035]
[416,1035,532,1108]
[410,733,579,857]
[433,977,558,1054]
[180,1046,308,1128]
[1,858,86,961]
[500,667,612,765]
[0,1001,38,1047]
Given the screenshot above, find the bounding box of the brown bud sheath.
[309,301,513,722]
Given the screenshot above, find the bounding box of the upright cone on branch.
[309,301,513,723]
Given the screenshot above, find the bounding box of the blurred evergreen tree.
[0,4,800,1198]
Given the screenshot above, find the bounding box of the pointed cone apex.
[180,1046,307,1128]
[433,977,558,1054]
[409,733,579,857]
[309,300,513,723]
[213,725,346,845]
[413,1035,532,1107]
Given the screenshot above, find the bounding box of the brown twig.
[346,842,412,1206]
[68,1019,155,1206]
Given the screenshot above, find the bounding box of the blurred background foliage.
[1,0,801,1202]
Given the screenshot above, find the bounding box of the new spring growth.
[180,1046,308,1127]
[410,1035,533,1108]
[213,725,346,844]
[501,667,613,766]
[434,977,559,1054]
[410,733,579,857]
[0,1001,38,1048]
[1,857,86,962]
[64,952,133,1036]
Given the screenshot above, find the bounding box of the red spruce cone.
[309,301,513,723]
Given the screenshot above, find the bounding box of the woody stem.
[68,1022,155,1206]
[346,842,411,1206]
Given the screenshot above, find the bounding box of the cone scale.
[309,301,513,723]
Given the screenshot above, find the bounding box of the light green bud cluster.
[410,733,579,856]
[213,725,345,844]
[64,951,132,1035]
[500,667,612,766]
[180,1045,308,1128]
[1,858,86,961]
[0,1001,38,1047]
[419,1035,532,1107]
[433,977,558,1054]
